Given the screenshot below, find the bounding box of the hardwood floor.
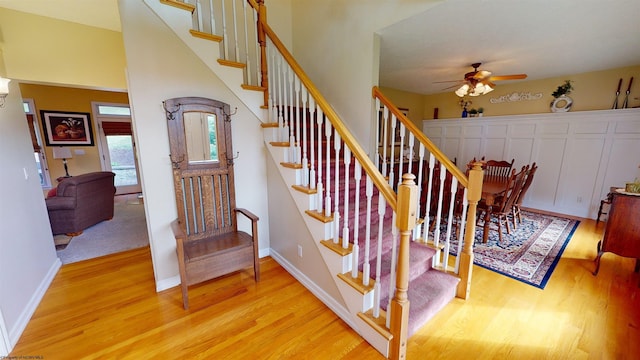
[11,218,640,359]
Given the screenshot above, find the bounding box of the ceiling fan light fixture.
[455,84,469,97]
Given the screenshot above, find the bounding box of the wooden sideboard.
[594,191,640,279]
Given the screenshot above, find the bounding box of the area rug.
[56,197,149,264]
[450,210,580,289]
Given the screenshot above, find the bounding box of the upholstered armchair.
[45,172,116,236]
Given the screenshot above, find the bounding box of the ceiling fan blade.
[433,80,464,84]
[489,74,528,81]
[441,83,464,91]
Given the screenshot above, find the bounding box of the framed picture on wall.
[40,110,94,146]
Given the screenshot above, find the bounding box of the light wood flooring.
[10,218,640,359]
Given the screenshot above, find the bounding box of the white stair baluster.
[324,118,332,219]
[301,86,309,186]
[309,96,316,190]
[363,176,373,286]
[351,160,362,278]
[342,147,351,249]
[316,105,324,213]
[373,192,386,318]
[414,144,425,239]
[432,162,446,267]
[333,129,341,244]
[242,0,251,85]
[388,115,397,187]
[422,153,435,242]
[196,0,203,32]
[455,189,468,273]
[220,0,228,59]
[232,0,239,62]
[443,176,458,271]
[294,75,301,164]
[396,122,405,190]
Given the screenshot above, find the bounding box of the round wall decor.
[550,95,573,112]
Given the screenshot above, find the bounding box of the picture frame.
[40,110,94,146]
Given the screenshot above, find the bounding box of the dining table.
[480,177,509,243]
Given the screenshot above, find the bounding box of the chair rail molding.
[423,108,640,218]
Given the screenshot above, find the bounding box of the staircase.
[149,1,483,358]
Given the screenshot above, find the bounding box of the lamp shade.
[0,77,10,95]
[52,147,73,159]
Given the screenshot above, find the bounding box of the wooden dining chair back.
[512,162,538,228]
[484,159,514,182]
[165,97,260,310]
[485,166,528,244]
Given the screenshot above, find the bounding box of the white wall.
[423,109,640,218]
[119,0,270,290]
[0,80,60,354]
[289,0,442,152]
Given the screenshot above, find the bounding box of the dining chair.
[512,162,538,229]
[479,165,528,244]
[483,159,514,182]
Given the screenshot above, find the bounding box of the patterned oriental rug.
[451,210,580,289]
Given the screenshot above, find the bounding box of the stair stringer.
[145,0,266,120]
[264,137,391,357]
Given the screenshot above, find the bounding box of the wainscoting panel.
[423,108,640,218]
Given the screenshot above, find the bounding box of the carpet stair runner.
[325,154,460,337]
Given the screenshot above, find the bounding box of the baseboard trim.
[7,258,61,351]
[156,275,180,292]
[269,249,357,330]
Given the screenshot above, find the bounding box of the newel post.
[457,162,483,299]
[256,0,269,107]
[390,173,417,360]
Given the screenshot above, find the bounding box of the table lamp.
[52,147,73,177]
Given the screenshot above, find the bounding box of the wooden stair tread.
[218,59,246,69]
[337,271,374,294]
[305,210,333,223]
[358,310,392,340]
[320,239,353,256]
[189,29,223,42]
[292,184,317,194]
[184,232,253,262]
[281,162,303,169]
[160,0,195,12]
[241,84,267,92]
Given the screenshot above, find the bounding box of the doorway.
[93,102,142,195]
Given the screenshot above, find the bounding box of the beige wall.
[120,0,270,289]
[19,84,129,183]
[415,65,640,120]
[289,0,442,153]
[0,7,127,90]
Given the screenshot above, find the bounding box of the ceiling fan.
[437,63,528,97]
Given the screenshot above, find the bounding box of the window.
[24,99,52,188]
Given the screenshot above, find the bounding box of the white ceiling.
[379,0,640,95]
[1,0,639,96]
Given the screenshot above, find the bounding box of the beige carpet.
[55,194,149,264]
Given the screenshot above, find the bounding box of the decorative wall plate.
[550,95,573,112]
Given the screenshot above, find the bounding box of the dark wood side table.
[594,190,640,284]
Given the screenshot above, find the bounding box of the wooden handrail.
[373,86,468,188]
[261,23,397,211]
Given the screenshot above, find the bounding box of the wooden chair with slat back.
[483,159,514,183]
[512,162,538,229]
[164,97,259,310]
[480,165,528,244]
